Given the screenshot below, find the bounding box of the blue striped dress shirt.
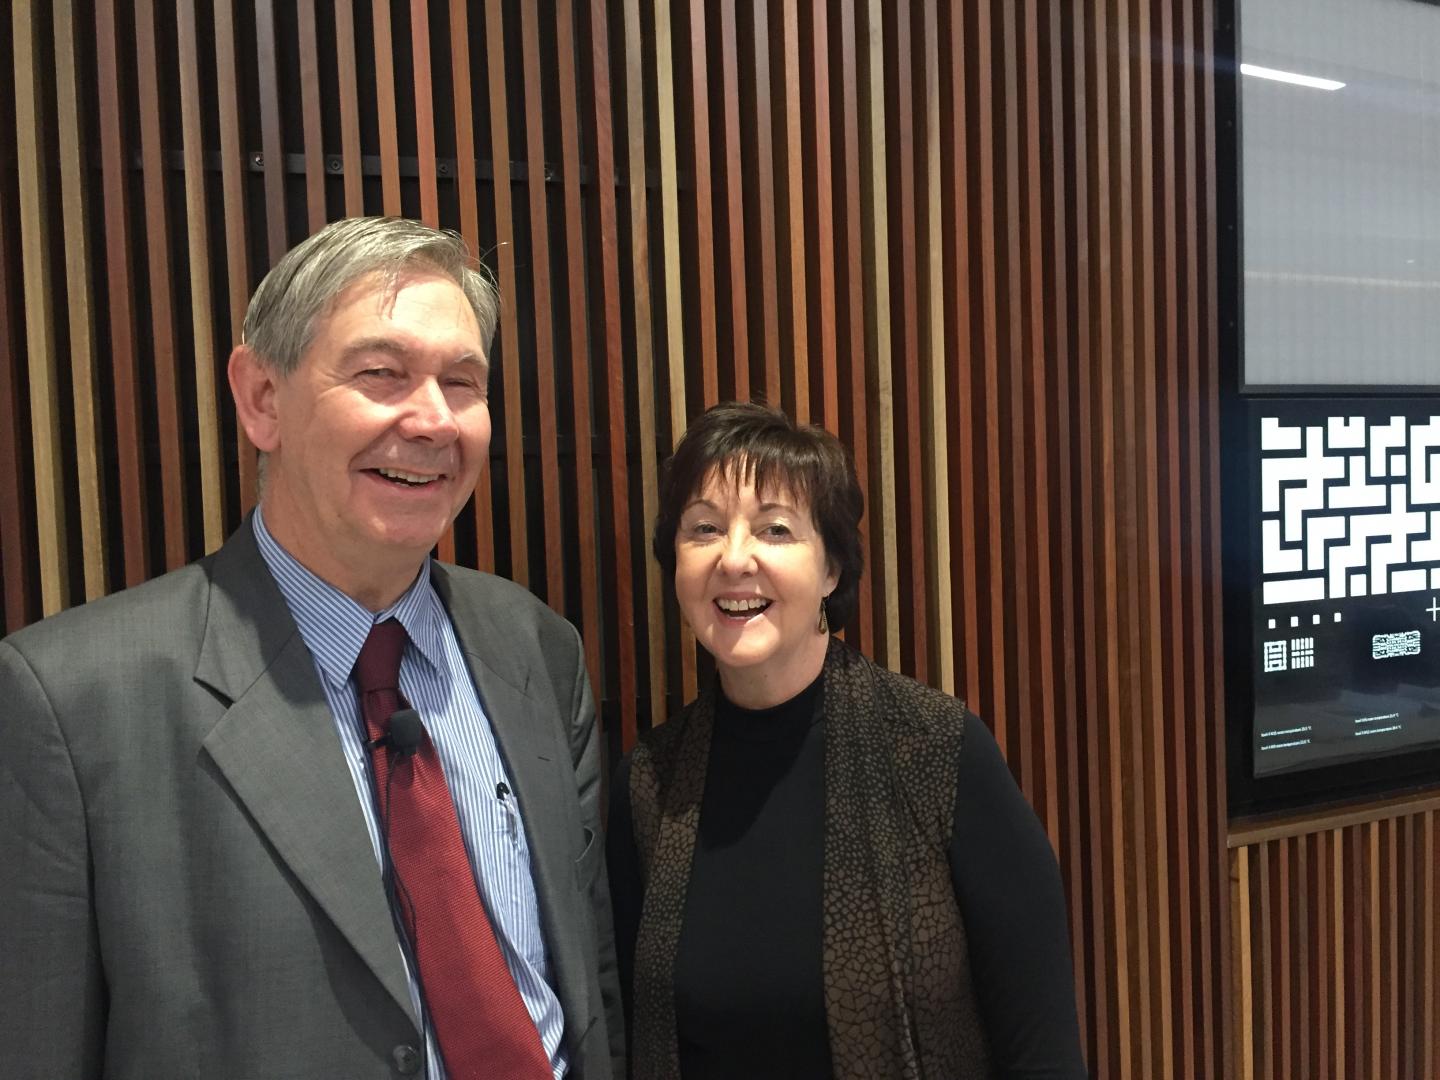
[253,510,567,1079]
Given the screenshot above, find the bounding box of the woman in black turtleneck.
[607,403,1086,1080]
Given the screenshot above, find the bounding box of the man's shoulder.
[432,562,573,634]
[2,558,214,664]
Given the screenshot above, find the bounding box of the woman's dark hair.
[652,402,866,627]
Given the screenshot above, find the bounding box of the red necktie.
[356,619,551,1080]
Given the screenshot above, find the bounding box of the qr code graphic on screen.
[1260,415,1440,606]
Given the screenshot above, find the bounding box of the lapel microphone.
[367,708,425,759]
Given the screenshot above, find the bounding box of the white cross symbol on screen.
[1429,597,1440,622]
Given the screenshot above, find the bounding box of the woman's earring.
[817,597,830,635]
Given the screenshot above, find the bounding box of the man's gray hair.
[241,216,499,374]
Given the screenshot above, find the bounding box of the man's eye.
[362,367,399,379]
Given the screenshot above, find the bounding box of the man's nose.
[402,379,460,442]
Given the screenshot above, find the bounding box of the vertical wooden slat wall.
[0,0,1264,1073]
[1230,799,1440,1080]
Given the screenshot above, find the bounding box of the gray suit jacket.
[0,523,623,1079]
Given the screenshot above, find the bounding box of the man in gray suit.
[0,217,622,1079]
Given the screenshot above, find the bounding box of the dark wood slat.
[781,0,808,424]
[335,1,365,215]
[372,0,402,214]
[837,0,874,659]
[810,0,839,432]
[588,0,638,750]
[619,0,666,728]
[555,0,602,698]
[860,0,899,671]
[893,0,927,684]
[296,0,327,232]
[519,1,564,608]
[718,0,749,401]
[254,0,289,264]
[688,0,720,405]
[483,0,529,586]
[135,0,189,571]
[95,0,150,585]
[750,0,780,405]
[176,0,226,552]
[136,0,190,571]
[54,0,109,594]
[215,0,257,512]
[410,0,439,225]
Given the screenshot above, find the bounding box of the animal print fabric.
[627,637,992,1079]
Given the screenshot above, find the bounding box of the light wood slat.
[518,1,563,607]
[861,0,899,672]
[373,0,402,214]
[1387,818,1400,1077]
[175,0,226,554]
[781,0,808,423]
[1257,841,1273,1080]
[587,0,638,750]
[0,154,33,630]
[296,1,327,232]
[921,0,951,695]
[1019,0,1055,832]
[893,0,926,684]
[135,0,189,571]
[619,0,666,728]
[12,0,68,615]
[96,0,150,580]
[655,0,688,442]
[53,0,108,595]
[254,0,289,263]
[446,0,493,571]
[483,0,529,585]
[555,0,603,699]
[1233,846,1254,1080]
[1277,837,1291,1080]
[410,0,439,225]
[1401,816,1415,1076]
[1314,833,1328,1080]
[718,0,749,401]
[214,0,257,512]
[335,1,365,215]
[837,0,874,658]
[688,0,720,405]
[974,0,1007,743]
[810,0,839,432]
[750,0,781,405]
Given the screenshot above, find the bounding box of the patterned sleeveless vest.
[627,638,992,1079]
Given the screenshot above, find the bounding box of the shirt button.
[391,1044,422,1075]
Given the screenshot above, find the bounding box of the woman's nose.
[717,529,756,574]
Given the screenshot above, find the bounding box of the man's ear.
[228,345,282,452]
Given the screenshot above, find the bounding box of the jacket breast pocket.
[573,825,601,891]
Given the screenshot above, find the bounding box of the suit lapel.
[194,524,417,1027]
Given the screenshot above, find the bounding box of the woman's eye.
[688,522,719,536]
[761,523,792,538]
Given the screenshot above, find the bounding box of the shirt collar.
[252,508,449,686]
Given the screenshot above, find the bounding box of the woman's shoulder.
[836,642,974,740]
